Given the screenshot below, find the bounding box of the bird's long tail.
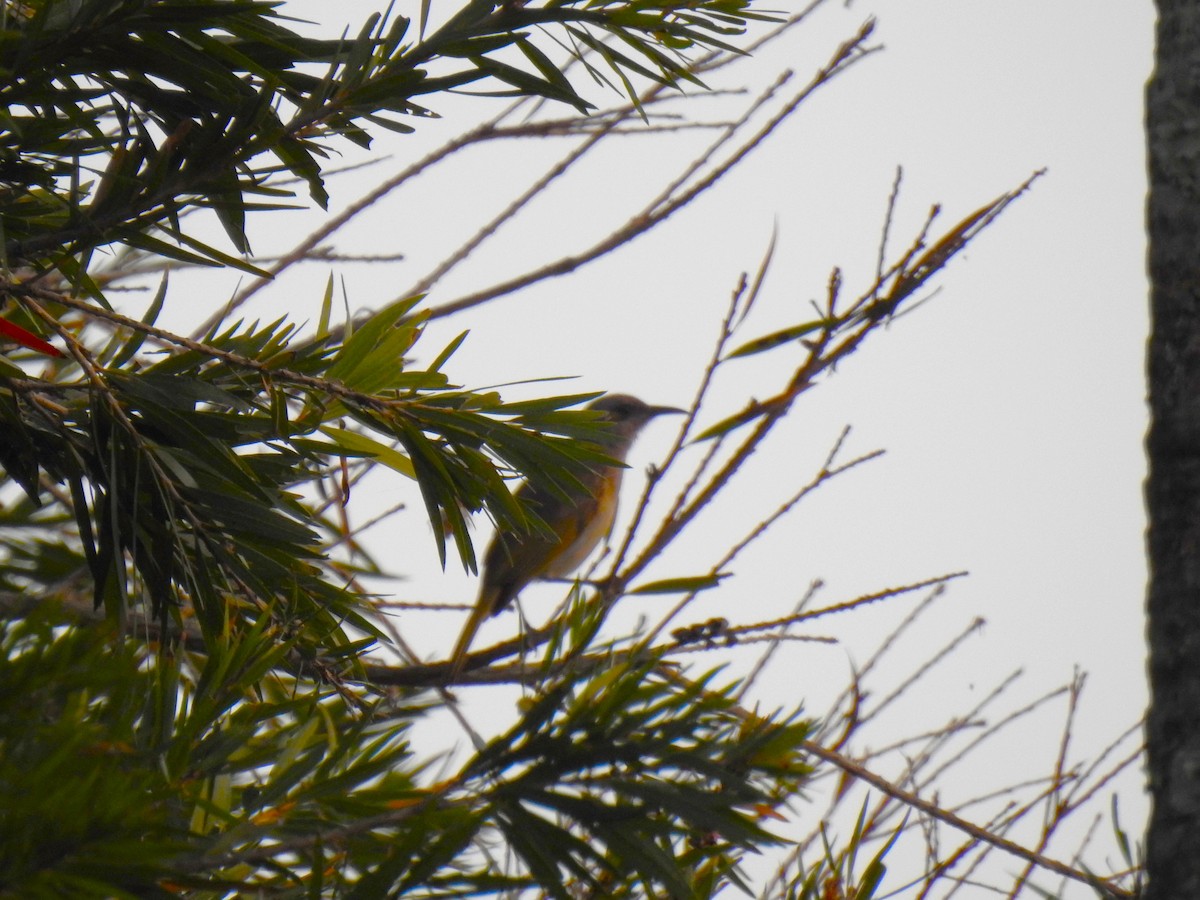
[447,587,498,680]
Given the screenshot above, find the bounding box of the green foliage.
[1,0,777,270]
[0,608,814,896]
[788,804,901,900]
[467,671,810,897]
[0,609,425,897]
[0,0,834,895]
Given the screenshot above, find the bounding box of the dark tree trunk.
[1147,3,1200,895]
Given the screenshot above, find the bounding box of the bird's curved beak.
[647,405,686,419]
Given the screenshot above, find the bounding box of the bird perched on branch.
[448,394,684,678]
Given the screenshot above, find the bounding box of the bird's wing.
[480,477,605,610]
[447,470,614,679]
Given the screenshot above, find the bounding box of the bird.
[447,393,684,678]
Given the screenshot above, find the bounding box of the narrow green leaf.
[108,273,168,368]
[104,229,222,268]
[629,573,728,595]
[317,271,335,339]
[725,319,832,360]
[319,425,415,478]
[0,354,26,378]
[691,404,765,442]
[470,54,589,110]
[166,225,274,277]
[361,112,417,134]
[516,35,581,105]
[209,175,251,255]
[419,0,431,40]
[427,330,468,374]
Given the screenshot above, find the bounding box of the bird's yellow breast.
[542,468,623,578]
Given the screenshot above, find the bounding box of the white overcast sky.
[166,0,1156,892]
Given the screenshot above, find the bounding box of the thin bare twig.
[799,740,1131,899]
[424,21,879,320]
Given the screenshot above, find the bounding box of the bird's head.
[586,394,684,456]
